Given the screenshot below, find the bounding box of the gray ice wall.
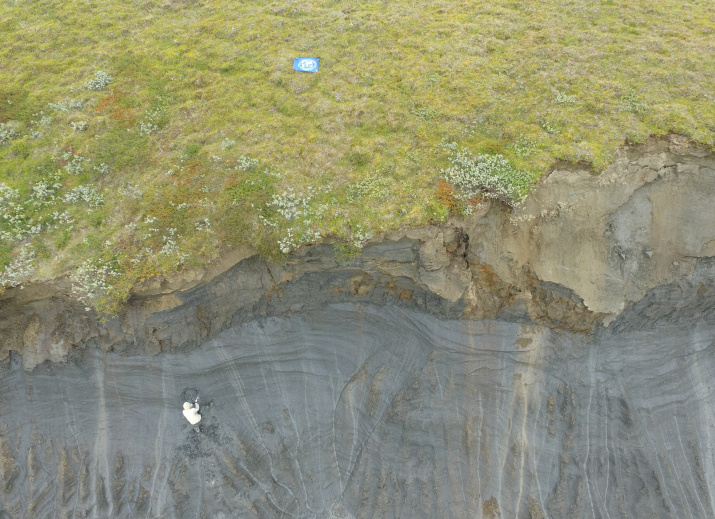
[1,303,713,518]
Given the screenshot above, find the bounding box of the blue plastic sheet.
[293,57,319,73]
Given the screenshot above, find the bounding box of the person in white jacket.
[182,401,201,425]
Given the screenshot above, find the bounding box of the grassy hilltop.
[1,0,713,312]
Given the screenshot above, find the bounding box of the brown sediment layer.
[1,134,713,370]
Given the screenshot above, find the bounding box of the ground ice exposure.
[1,303,714,518]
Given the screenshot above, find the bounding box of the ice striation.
[1,135,714,518]
[1,304,714,518]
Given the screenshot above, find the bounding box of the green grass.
[1,0,713,312]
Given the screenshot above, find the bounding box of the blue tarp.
[293,57,319,73]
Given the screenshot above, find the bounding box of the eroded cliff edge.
[1,134,714,370]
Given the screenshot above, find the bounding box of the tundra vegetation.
[0,0,713,313]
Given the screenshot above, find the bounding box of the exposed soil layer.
[1,134,713,370]
[0,135,714,518]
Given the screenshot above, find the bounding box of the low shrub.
[84,71,114,91]
[441,142,535,207]
[0,123,18,146]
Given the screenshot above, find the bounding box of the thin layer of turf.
[0,0,713,311]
